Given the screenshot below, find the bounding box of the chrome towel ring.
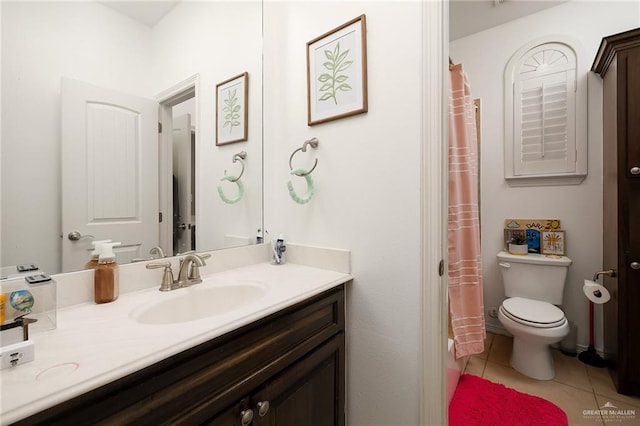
[289,138,319,176]
[288,138,319,204]
[228,151,247,182]
[218,151,247,204]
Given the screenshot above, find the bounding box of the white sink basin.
[131,282,267,325]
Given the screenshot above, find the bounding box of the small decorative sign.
[541,230,566,256]
[503,218,563,254]
[504,218,561,231]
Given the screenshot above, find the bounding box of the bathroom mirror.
[0,1,263,275]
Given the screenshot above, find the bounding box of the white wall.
[150,1,263,251]
[1,2,153,273]
[1,1,3,270]
[451,1,640,350]
[263,2,424,425]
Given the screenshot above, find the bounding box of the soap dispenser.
[85,239,112,270]
[94,242,120,304]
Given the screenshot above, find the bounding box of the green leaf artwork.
[317,41,353,105]
[222,88,241,133]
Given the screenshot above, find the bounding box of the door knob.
[631,166,640,175]
[68,231,94,241]
[631,262,640,270]
[178,223,187,230]
[240,409,254,426]
[257,400,270,416]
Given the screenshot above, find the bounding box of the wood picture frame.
[541,230,566,256]
[306,15,368,126]
[216,72,248,145]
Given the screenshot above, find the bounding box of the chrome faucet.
[132,246,167,263]
[146,253,210,291]
[176,254,209,287]
[150,246,166,259]
[145,261,178,291]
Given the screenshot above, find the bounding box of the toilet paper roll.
[583,280,611,304]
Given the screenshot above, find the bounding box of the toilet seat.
[500,297,566,329]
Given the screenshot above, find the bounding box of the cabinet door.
[619,47,640,396]
[625,49,640,178]
[252,334,345,426]
[620,48,640,257]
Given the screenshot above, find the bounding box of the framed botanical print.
[216,72,248,145]
[306,15,368,126]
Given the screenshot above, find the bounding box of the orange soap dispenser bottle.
[94,242,120,304]
[85,239,112,269]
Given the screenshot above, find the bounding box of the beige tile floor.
[462,333,640,426]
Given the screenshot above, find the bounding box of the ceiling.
[450,0,568,41]
[100,0,567,38]
[98,1,180,27]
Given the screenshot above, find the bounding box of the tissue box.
[1,275,56,336]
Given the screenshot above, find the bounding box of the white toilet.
[497,251,572,380]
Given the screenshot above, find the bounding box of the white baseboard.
[484,324,604,357]
[485,323,508,336]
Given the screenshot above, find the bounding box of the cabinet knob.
[257,400,270,416]
[631,262,640,270]
[240,409,254,426]
[631,166,640,175]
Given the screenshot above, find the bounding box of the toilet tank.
[497,251,572,304]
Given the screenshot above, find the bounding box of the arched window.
[504,37,587,186]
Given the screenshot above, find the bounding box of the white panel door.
[172,114,193,254]
[61,78,158,271]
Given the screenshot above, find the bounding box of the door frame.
[155,74,200,255]
[420,1,448,425]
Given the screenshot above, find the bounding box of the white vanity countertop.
[0,262,352,425]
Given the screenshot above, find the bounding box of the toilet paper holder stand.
[578,269,616,368]
[593,269,616,282]
[591,269,616,298]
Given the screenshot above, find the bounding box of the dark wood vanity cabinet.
[593,28,640,396]
[15,285,346,425]
[208,335,342,426]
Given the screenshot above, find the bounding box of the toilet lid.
[502,297,566,328]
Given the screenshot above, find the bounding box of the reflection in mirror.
[171,99,197,256]
[1,1,263,275]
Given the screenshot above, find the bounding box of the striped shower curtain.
[448,64,485,359]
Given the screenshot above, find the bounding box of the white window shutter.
[514,70,576,175]
[504,39,586,186]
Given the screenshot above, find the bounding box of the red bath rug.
[449,374,568,426]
